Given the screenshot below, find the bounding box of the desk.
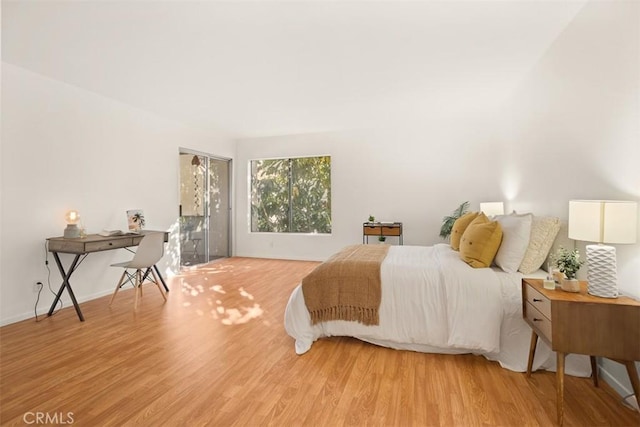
[522,278,640,425]
[46,231,169,321]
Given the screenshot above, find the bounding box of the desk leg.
[48,253,85,322]
[141,266,168,293]
[526,331,538,377]
[557,352,566,426]
[153,265,169,293]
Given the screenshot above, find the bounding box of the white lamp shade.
[568,200,637,244]
[480,202,504,217]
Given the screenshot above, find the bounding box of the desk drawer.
[85,238,134,252]
[47,239,86,254]
[524,284,551,320]
[525,302,552,342]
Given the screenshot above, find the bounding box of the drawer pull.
[533,318,543,322]
[533,298,543,302]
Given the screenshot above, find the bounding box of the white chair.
[110,232,167,309]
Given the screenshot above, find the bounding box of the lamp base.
[585,244,618,298]
[64,224,80,239]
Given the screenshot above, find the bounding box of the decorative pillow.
[450,212,480,251]
[518,216,561,274]
[459,213,503,268]
[494,213,533,273]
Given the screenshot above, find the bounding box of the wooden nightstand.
[522,278,640,425]
[362,222,403,245]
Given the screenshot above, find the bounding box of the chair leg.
[138,270,143,297]
[150,269,167,302]
[110,271,128,305]
[134,270,141,310]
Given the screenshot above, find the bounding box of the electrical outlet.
[33,281,43,293]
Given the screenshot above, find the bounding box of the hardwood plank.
[1,257,638,426]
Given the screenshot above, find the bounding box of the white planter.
[561,278,580,293]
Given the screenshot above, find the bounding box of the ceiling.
[2,1,587,138]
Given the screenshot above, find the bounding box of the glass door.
[207,157,230,261]
[179,151,231,266]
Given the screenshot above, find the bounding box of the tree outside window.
[250,156,331,234]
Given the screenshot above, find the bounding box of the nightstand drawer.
[381,226,401,236]
[525,302,552,342]
[363,226,383,235]
[525,284,551,320]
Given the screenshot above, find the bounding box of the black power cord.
[35,241,63,322]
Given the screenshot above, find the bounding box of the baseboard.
[0,288,115,327]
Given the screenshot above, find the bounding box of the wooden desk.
[46,231,169,321]
[522,278,640,425]
[362,222,403,244]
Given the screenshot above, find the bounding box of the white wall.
[0,63,235,325]
[235,115,505,261]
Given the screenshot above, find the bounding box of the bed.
[284,213,591,376]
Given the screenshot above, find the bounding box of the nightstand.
[522,278,640,425]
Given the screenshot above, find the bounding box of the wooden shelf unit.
[362,222,403,245]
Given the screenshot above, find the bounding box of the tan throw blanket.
[302,244,390,326]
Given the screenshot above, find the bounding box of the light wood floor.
[1,257,638,426]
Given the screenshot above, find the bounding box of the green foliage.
[251,156,331,234]
[554,247,585,280]
[439,201,469,240]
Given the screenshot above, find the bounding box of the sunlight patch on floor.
[178,270,264,325]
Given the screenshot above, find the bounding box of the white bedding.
[284,244,590,376]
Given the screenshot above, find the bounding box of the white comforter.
[285,244,590,375]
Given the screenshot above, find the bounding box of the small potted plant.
[555,247,584,292]
[378,235,387,243]
[368,215,375,223]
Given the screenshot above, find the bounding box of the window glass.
[251,156,331,234]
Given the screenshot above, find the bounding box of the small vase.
[561,278,580,293]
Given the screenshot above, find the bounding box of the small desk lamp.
[568,200,638,298]
[480,202,504,217]
[63,210,81,238]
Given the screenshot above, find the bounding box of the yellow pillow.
[450,212,480,251]
[459,213,503,268]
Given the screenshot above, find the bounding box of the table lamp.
[568,200,638,298]
[63,210,81,238]
[480,202,504,217]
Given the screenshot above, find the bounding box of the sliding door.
[179,151,231,266]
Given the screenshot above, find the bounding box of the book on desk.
[98,229,139,237]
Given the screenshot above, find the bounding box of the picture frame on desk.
[126,209,145,232]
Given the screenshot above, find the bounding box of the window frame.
[249,154,332,235]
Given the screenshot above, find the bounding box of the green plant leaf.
[439,201,469,240]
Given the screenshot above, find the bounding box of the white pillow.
[518,216,561,274]
[494,213,533,273]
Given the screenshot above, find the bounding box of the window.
[250,156,331,233]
